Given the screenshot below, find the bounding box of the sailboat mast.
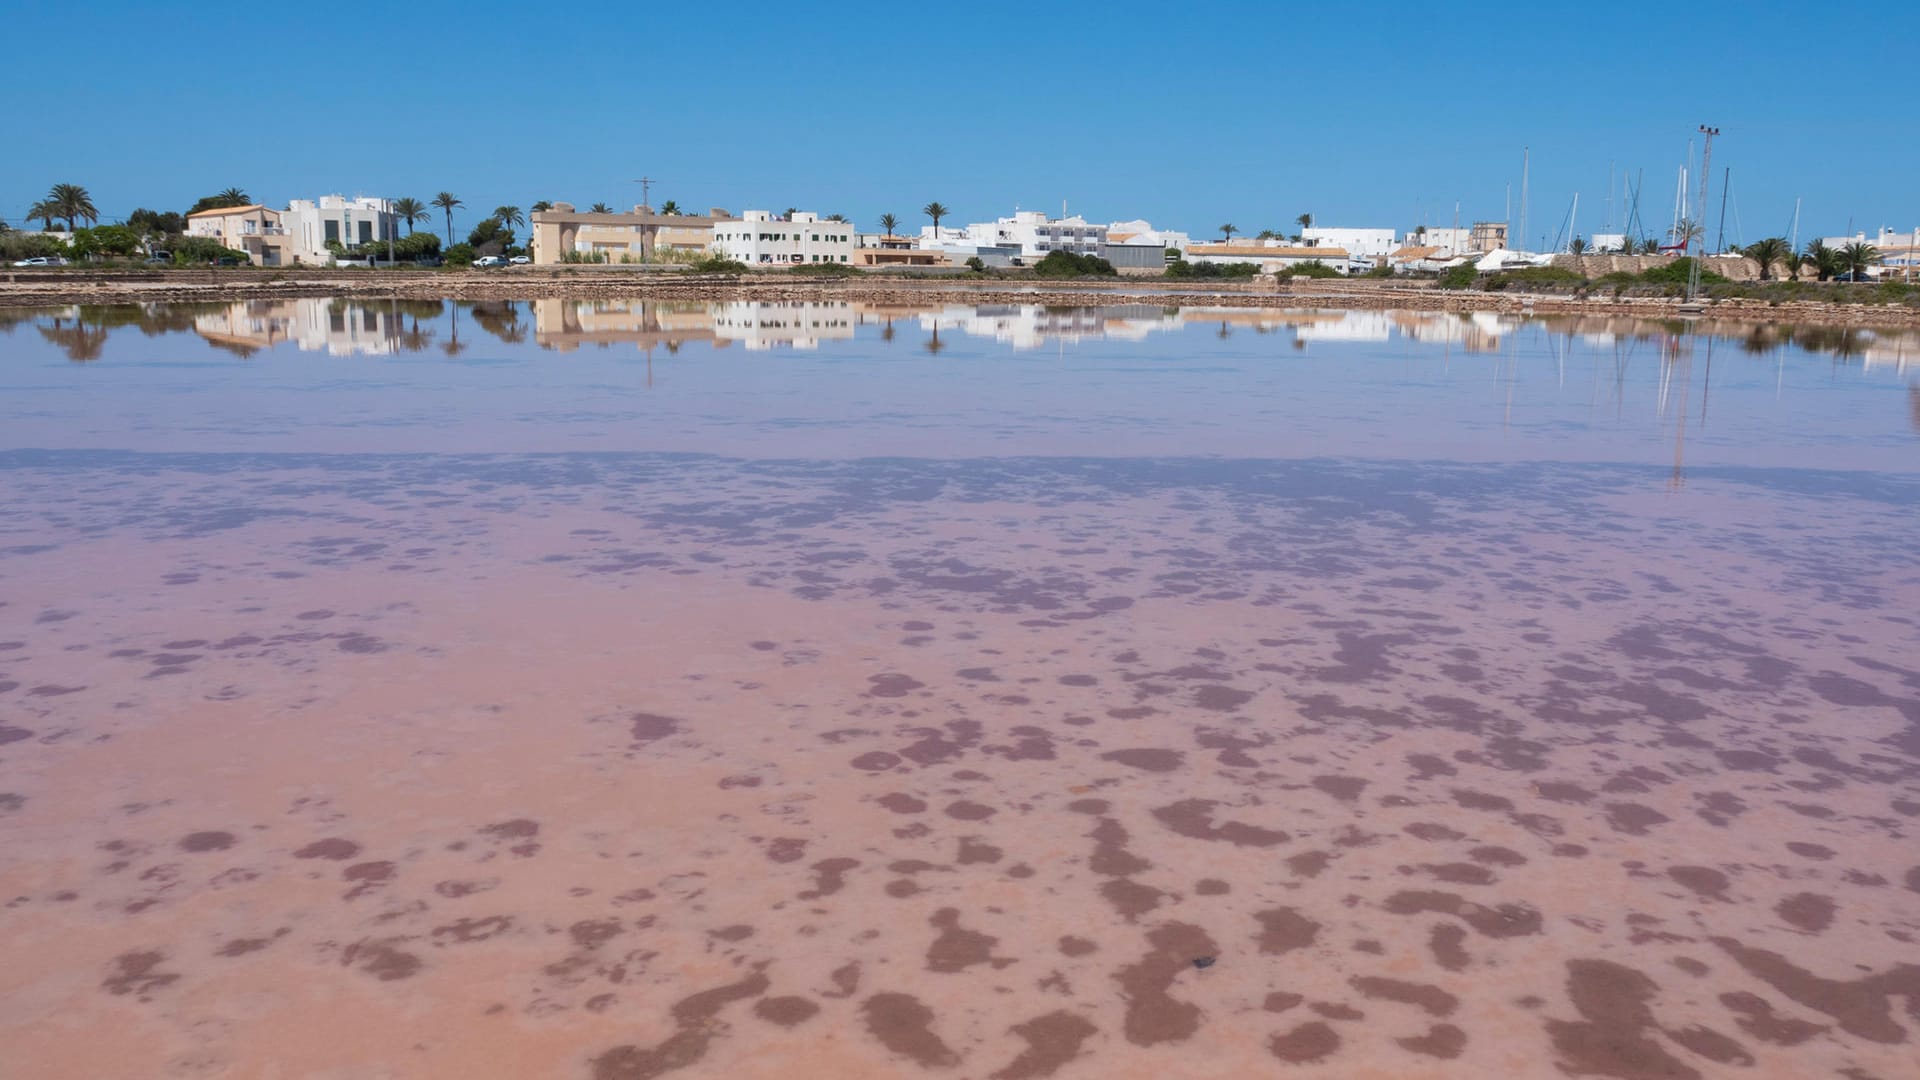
[1520,147,1529,254]
[1788,197,1801,251]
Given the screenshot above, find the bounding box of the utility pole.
[1715,167,1730,254]
[631,177,656,264]
[1519,147,1529,254]
[1688,125,1719,302]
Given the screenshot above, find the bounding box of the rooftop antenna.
[631,177,655,211]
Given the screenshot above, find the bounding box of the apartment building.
[939,210,1109,260]
[529,204,722,265]
[712,211,855,266]
[183,204,288,266]
[281,196,399,264]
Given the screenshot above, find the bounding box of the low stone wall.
[1549,253,1767,282]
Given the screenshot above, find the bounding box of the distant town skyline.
[7,0,1918,246]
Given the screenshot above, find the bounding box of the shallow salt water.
[1,299,1918,1079]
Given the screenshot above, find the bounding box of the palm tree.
[47,183,98,231]
[391,197,430,235]
[1255,229,1277,241]
[1803,240,1840,282]
[879,212,899,236]
[493,205,524,230]
[783,207,798,220]
[1568,236,1588,255]
[27,199,59,231]
[530,200,553,213]
[659,200,681,215]
[432,192,464,246]
[589,203,613,214]
[1219,224,1238,242]
[923,201,950,235]
[1296,212,1313,233]
[1839,242,1880,281]
[216,187,249,206]
[1669,218,1703,251]
[1743,236,1790,281]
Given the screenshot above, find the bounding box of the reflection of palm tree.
[38,315,110,361]
[881,318,896,342]
[923,325,945,355]
[441,303,468,357]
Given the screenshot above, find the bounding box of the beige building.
[183,204,289,266]
[529,203,725,265]
[853,235,949,268]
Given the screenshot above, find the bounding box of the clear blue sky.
[7,0,1917,245]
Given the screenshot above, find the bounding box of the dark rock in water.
[1192,956,1216,969]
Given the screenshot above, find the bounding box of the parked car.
[145,252,171,265]
[472,255,507,268]
[509,255,530,265]
[11,255,68,267]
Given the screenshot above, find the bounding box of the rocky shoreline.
[4,268,1918,328]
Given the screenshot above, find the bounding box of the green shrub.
[965,256,986,273]
[1031,250,1117,278]
[789,262,860,276]
[1437,263,1478,289]
[443,243,475,265]
[1361,263,1395,279]
[1636,257,1726,286]
[562,250,608,264]
[1483,266,1585,291]
[691,255,749,274]
[171,236,239,265]
[1277,260,1342,281]
[1165,259,1258,279]
[0,232,68,262]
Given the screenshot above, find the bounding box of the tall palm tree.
[216,187,249,206]
[391,197,430,235]
[1219,224,1238,242]
[923,201,950,235]
[493,206,524,230]
[27,199,59,231]
[879,212,899,236]
[431,192,464,246]
[47,183,98,231]
[1743,236,1790,281]
[1296,212,1313,232]
[1839,242,1880,281]
[659,200,681,215]
[590,202,612,214]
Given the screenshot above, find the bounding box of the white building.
[712,211,854,266]
[281,196,399,265]
[1406,226,1470,255]
[1106,219,1191,254]
[932,210,1110,261]
[1301,226,1397,259]
[709,301,856,348]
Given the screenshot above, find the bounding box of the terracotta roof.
[1188,243,1349,258]
[1389,245,1442,260]
[186,204,271,218]
[1107,232,1138,243]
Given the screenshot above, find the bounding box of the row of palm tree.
[28,183,99,231]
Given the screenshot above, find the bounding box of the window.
[324,220,340,244]
[358,221,372,244]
